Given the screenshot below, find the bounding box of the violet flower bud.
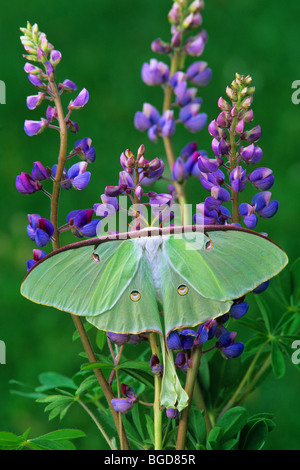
[94,194,119,218]
[26,92,46,110]
[166,331,182,350]
[229,302,249,319]
[27,214,54,247]
[16,172,42,194]
[46,105,57,122]
[108,332,129,345]
[111,398,133,414]
[208,120,227,139]
[44,61,55,82]
[24,118,48,136]
[248,167,274,190]
[24,63,43,75]
[253,280,270,294]
[28,74,47,90]
[240,124,262,143]
[61,162,91,190]
[74,137,96,163]
[252,192,279,219]
[121,383,138,402]
[151,38,172,54]
[166,408,179,419]
[185,35,205,56]
[31,161,49,181]
[240,144,263,164]
[211,185,231,202]
[68,88,89,110]
[50,49,62,67]
[26,248,47,271]
[193,202,218,225]
[216,329,244,359]
[58,79,77,93]
[172,157,187,183]
[211,137,230,156]
[141,59,169,86]
[198,155,222,173]
[230,166,247,193]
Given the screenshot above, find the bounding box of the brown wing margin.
[22,224,287,283]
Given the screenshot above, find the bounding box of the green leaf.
[271,341,286,378]
[29,438,67,450]
[36,372,76,392]
[96,330,107,351]
[145,415,154,446]
[206,426,223,450]
[38,429,85,441]
[240,419,268,450]
[75,376,99,396]
[190,409,206,446]
[121,369,154,388]
[217,406,249,441]
[255,296,271,333]
[131,403,145,441]
[0,432,24,449]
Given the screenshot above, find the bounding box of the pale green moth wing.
[86,255,161,334]
[164,230,288,302]
[160,243,232,335]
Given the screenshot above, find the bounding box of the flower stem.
[77,399,114,450]
[217,341,269,419]
[176,346,202,450]
[149,332,162,450]
[48,79,129,450]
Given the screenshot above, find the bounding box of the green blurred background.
[0,0,299,450]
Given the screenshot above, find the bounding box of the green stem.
[162,47,189,224]
[78,399,114,450]
[48,80,130,450]
[149,333,162,450]
[218,341,269,419]
[193,379,213,436]
[229,114,240,224]
[237,353,272,405]
[176,346,202,450]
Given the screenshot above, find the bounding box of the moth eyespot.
[130,290,141,302]
[91,252,101,263]
[205,240,214,251]
[177,285,188,296]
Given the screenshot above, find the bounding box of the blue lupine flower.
[52,162,91,190]
[66,209,101,237]
[111,398,133,414]
[31,161,49,181]
[26,249,47,271]
[166,408,179,419]
[229,302,249,319]
[27,214,54,247]
[74,137,96,163]
[141,59,169,86]
[253,280,270,294]
[16,172,42,194]
[68,88,89,110]
[216,329,244,359]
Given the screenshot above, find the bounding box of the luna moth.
[21,225,288,410]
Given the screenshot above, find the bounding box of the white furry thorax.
[135,235,163,298]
